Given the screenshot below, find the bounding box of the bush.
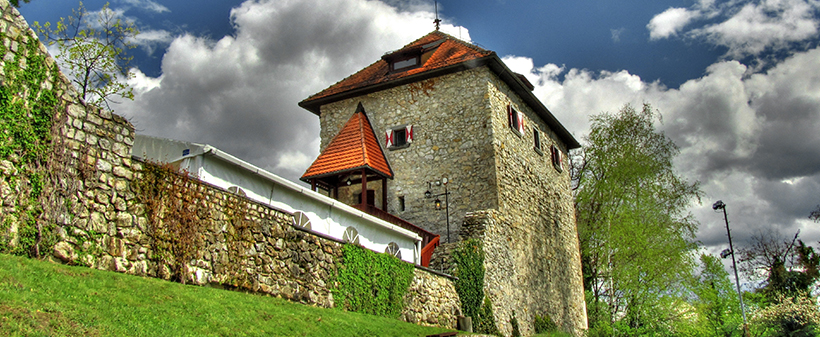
[534,313,558,333]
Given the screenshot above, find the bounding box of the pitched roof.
[300,31,492,107]
[299,30,581,149]
[301,104,392,181]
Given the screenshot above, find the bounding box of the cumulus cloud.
[502,45,820,248]
[647,0,820,57]
[648,7,699,40]
[113,0,468,182]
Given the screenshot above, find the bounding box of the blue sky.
[17,0,820,272]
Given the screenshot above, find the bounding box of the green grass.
[0,254,455,336]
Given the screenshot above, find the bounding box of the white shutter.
[405,125,413,143]
[517,111,525,134]
[385,129,394,147]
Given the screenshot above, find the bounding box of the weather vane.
[434,1,441,31]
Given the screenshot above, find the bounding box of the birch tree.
[574,103,702,335]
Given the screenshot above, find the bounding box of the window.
[292,210,312,230]
[343,227,360,244]
[356,190,375,206]
[508,105,524,136]
[385,242,401,259]
[392,57,419,71]
[533,127,543,155]
[386,125,413,150]
[551,145,564,172]
[398,196,405,212]
[227,186,247,197]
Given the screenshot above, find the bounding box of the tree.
[689,254,743,337]
[33,2,137,110]
[574,103,702,334]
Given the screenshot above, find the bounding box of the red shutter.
[385,129,394,147]
[508,105,514,129]
[405,125,413,143]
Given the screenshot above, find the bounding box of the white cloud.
[648,0,820,57]
[504,45,820,249]
[113,0,469,184]
[691,0,820,57]
[120,0,170,13]
[648,7,699,40]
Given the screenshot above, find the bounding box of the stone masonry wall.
[0,1,460,330]
[319,68,500,244]
[484,71,587,335]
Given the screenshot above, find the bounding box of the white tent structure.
[132,135,421,263]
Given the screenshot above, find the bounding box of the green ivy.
[534,313,558,334]
[334,244,414,318]
[510,310,521,337]
[452,239,499,335]
[0,32,61,257]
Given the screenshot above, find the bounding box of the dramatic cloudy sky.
[18,0,820,255]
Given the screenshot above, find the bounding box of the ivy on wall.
[0,32,62,258]
[334,244,414,318]
[452,239,500,335]
[134,162,206,283]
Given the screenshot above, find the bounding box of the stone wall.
[0,1,461,330]
[319,68,500,244]
[484,72,587,336]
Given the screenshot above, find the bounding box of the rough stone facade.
[402,268,462,328]
[0,1,460,330]
[319,68,499,244]
[316,56,587,335]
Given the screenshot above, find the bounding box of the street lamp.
[425,178,451,243]
[713,200,749,336]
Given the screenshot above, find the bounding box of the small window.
[533,127,543,154]
[551,145,564,172]
[343,227,360,245]
[508,105,524,136]
[227,186,247,197]
[386,125,413,150]
[398,196,406,212]
[385,242,401,259]
[392,57,419,70]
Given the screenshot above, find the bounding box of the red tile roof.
[300,31,494,111]
[298,30,582,150]
[301,106,392,181]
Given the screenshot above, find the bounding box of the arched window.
[292,211,312,230]
[227,185,247,197]
[343,227,360,245]
[385,242,401,259]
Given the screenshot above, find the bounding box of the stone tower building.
[300,31,587,335]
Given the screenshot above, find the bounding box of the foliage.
[9,0,31,7]
[534,313,558,334]
[0,31,61,258]
[134,162,206,284]
[510,310,521,337]
[689,254,743,337]
[739,230,820,303]
[573,103,702,333]
[0,253,453,337]
[33,2,137,110]
[334,244,414,319]
[452,238,499,335]
[750,291,820,337]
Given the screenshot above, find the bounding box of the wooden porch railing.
[352,204,440,266]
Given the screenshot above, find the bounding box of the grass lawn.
[0,254,456,336]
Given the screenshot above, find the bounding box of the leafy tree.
[689,254,743,337]
[33,2,137,110]
[574,103,702,334]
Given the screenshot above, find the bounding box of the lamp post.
[425,178,451,243]
[713,200,749,336]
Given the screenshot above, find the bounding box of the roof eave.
[298,56,495,116]
[299,55,581,150]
